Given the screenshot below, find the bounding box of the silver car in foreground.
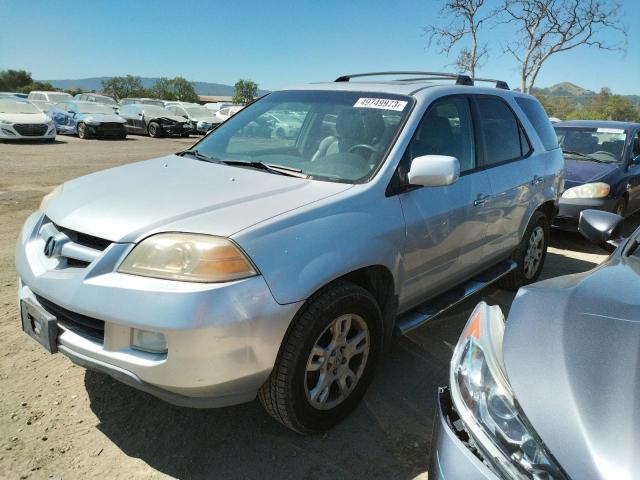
[430,210,639,479]
[16,72,563,433]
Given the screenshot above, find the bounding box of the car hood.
[503,257,640,479]
[45,155,352,243]
[148,114,186,123]
[563,158,618,188]
[0,112,50,123]
[80,113,125,124]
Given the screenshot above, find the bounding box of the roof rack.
[334,71,509,90]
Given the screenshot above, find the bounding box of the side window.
[409,96,476,172]
[476,97,522,166]
[515,97,558,151]
[633,132,640,158]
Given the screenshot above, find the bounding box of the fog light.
[132,329,167,354]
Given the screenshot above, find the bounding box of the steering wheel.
[592,150,617,160]
[348,144,378,156]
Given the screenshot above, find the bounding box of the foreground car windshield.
[78,104,115,114]
[555,126,628,163]
[192,90,412,182]
[0,100,40,114]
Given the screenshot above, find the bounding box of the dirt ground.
[0,135,637,480]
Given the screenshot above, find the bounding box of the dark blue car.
[553,120,640,229]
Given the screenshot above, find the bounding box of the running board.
[394,260,517,336]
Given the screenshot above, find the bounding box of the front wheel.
[614,197,627,217]
[499,211,549,291]
[258,281,382,433]
[148,122,162,138]
[77,122,88,139]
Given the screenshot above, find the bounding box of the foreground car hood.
[45,155,352,242]
[0,112,49,123]
[81,113,125,124]
[563,158,618,187]
[504,258,640,479]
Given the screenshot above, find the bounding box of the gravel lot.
[0,135,637,480]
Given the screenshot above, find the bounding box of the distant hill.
[532,82,639,107]
[38,77,270,96]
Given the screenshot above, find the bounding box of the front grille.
[93,123,125,137]
[56,225,112,251]
[14,123,48,136]
[35,294,105,342]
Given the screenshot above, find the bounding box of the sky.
[1,0,638,94]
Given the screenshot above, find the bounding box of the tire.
[77,122,88,139]
[498,211,549,291]
[148,122,162,138]
[258,280,383,433]
[180,132,190,138]
[276,127,286,139]
[614,197,627,217]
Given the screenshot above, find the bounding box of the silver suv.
[16,72,563,433]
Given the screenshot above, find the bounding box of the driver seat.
[312,110,384,161]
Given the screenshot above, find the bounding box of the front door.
[398,95,492,309]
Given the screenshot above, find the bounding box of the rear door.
[398,95,492,308]
[627,130,640,212]
[473,95,537,263]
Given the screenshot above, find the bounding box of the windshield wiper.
[221,160,310,178]
[175,149,222,164]
[561,149,608,163]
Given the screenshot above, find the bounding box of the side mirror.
[407,155,460,187]
[578,209,624,247]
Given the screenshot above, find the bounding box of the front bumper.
[85,122,126,138]
[0,123,56,140]
[429,388,500,480]
[162,122,193,135]
[16,212,302,407]
[553,196,617,230]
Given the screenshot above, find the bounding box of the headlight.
[562,182,610,199]
[85,120,100,126]
[450,302,566,479]
[39,184,63,212]
[118,233,257,283]
[131,328,167,354]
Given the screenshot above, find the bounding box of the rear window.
[515,97,558,151]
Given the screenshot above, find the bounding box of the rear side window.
[515,97,558,151]
[476,97,522,166]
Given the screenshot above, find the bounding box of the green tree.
[233,79,258,105]
[101,75,146,100]
[148,77,198,102]
[0,69,33,91]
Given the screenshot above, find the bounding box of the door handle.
[531,175,544,185]
[474,194,490,206]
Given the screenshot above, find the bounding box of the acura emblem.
[43,236,57,257]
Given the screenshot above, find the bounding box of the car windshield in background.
[93,96,117,105]
[192,90,413,183]
[0,100,41,114]
[142,105,175,117]
[47,93,72,103]
[185,107,215,118]
[78,104,114,114]
[555,126,628,163]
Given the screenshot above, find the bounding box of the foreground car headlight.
[562,182,610,199]
[118,233,257,283]
[39,184,63,212]
[450,302,566,479]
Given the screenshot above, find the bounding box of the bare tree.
[501,0,627,93]
[424,0,491,79]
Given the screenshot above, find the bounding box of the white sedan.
[0,98,56,141]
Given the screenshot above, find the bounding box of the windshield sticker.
[597,127,625,134]
[354,98,408,111]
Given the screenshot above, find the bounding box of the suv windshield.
[141,105,175,117]
[92,95,117,105]
[185,106,215,118]
[47,93,72,103]
[191,90,412,182]
[555,126,628,163]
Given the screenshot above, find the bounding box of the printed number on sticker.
[354,98,408,111]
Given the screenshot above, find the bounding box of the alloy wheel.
[304,314,370,410]
[524,226,544,279]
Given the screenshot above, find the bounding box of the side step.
[394,260,517,336]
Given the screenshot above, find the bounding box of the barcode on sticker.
[597,128,625,134]
[354,98,408,111]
